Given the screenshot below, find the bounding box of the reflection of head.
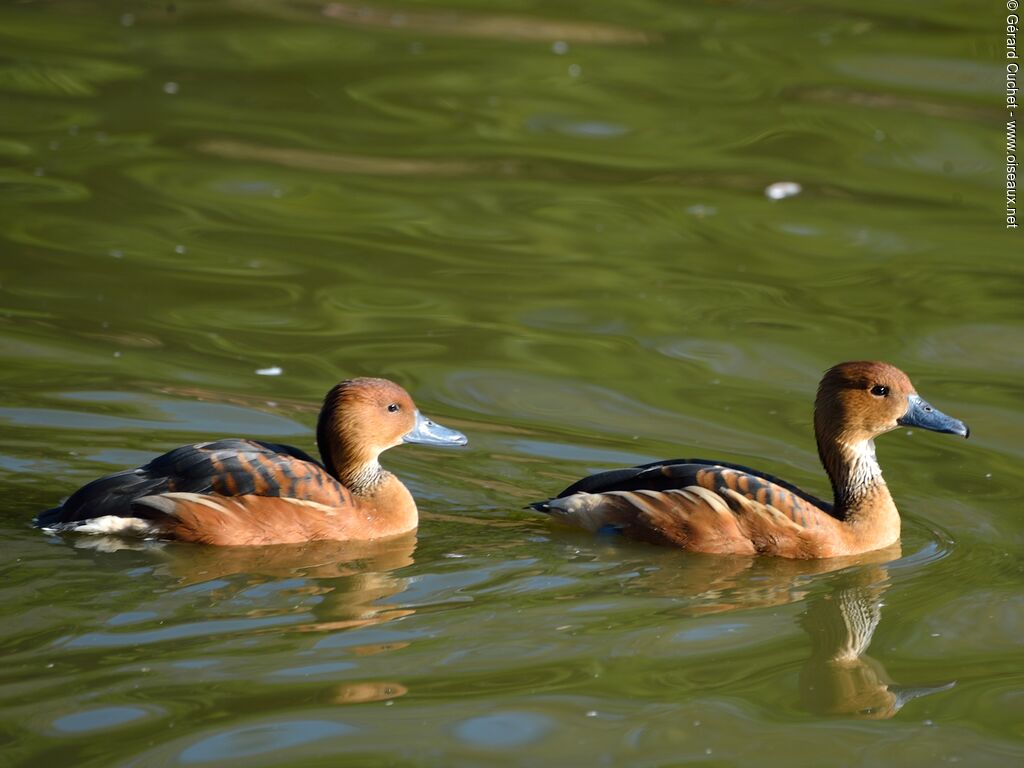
[332,681,408,705]
[799,567,953,719]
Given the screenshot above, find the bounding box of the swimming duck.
[530,362,968,559]
[37,378,467,546]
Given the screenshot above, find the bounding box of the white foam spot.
[765,181,802,200]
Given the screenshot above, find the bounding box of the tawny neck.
[316,411,384,496]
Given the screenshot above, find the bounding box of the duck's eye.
[870,385,890,397]
[387,403,400,413]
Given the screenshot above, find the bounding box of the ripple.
[323,287,443,315]
[889,516,956,573]
[653,338,823,386]
[916,324,1024,374]
[179,719,356,763]
[526,114,630,139]
[2,391,308,437]
[0,171,89,203]
[454,711,553,747]
[0,56,142,97]
[437,368,801,463]
[418,660,586,697]
[269,661,356,679]
[835,55,1002,96]
[321,3,654,44]
[64,614,302,649]
[51,705,159,734]
[3,214,301,279]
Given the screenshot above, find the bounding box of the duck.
[36,377,467,546]
[529,362,968,559]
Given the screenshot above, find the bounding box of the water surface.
[1,1,1021,766]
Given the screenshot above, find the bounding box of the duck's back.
[535,458,844,557]
[38,439,347,528]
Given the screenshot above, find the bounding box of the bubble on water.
[121,13,135,27]
[256,366,283,376]
[765,181,802,200]
[163,81,179,95]
[552,41,569,55]
[174,244,187,254]
[568,64,582,78]
[686,204,717,218]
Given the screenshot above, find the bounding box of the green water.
[1,1,1021,765]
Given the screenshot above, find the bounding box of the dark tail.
[37,469,170,527]
[34,506,64,528]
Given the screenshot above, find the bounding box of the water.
[1,1,1021,765]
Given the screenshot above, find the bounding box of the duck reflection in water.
[799,563,955,719]
[67,534,418,705]
[549,534,953,719]
[153,532,420,634]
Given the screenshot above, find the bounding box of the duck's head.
[317,378,466,473]
[814,361,969,444]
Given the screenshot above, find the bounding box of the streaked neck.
[819,438,891,518]
[338,459,387,496]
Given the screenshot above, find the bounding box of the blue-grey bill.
[403,410,468,447]
[897,394,969,438]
